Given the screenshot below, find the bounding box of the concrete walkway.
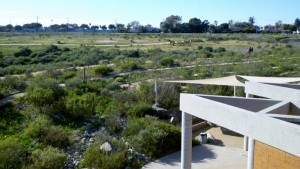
[143,144,247,169]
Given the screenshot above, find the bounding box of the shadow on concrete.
[208,139,225,147]
[154,145,216,166]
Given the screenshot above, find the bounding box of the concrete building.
[177,76,300,169]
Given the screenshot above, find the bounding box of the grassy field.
[1,32,300,169]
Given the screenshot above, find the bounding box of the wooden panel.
[254,141,300,169]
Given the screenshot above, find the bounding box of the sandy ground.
[193,126,244,149]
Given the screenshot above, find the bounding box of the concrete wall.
[254,141,300,169]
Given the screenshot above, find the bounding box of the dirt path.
[0,42,170,47]
[0,59,261,80]
[0,93,25,107]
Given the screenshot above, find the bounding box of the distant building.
[263,25,279,32]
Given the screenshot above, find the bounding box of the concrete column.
[244,93,253,152]
[181,112,192,169]
[247,138,255,169]
[244,136,249,151]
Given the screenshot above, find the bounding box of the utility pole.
[83,67,86,83]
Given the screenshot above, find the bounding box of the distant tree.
[248,16,255,26]
[14,25,22,31]
[4,24,13,32]
[59,24,68,32]
[49,24,60,31]
[108,24,116,30]
[282,24,297,31]
[208,25,216,33]
[80,24,90,30]
[137,25,147,33]
[91,25,99,30]
[294,18,300,28]
[228,20,234,26]
[116,24,125,32]
[201,20,210,32]
[23,23,43,31]
[100,25,107,30]
[275,20,283,29]
[214,20,218,26]
[160,15,182,33]
[211,23,230,33]
[189,18,202,33]
[91,25,99,32]
[128,21,140,32]
[219,23,229,31]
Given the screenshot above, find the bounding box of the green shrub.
[127,103,156,117]
[65,92,99,119]
[45,45,61,53]
[32,146,67,169]
[64,71,77,79]
[24,115,51,139]
[204,46,213,52]
[120,61,139,71]
[197,46,203,50]
[0,137,26,169]
[127,50,140,58]
[104,113,122,133]
[214,47,226,53]
[25,83,65,112]
[80,143,126,169]
[159,57,175,67]
[94,66,114,76]
[26,85,54,112]
[43,127,71,148]
[14,47,32,57]
[123,116,181,158]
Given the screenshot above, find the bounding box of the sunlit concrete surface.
[143,144,247,169]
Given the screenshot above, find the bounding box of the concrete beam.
[245,82,300,102]
[268,114,300,123]
[180,93,300,157]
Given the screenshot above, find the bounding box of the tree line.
[0,15,299,33]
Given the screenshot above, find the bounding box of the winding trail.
[0,92,25,107]
[0,42,170,47]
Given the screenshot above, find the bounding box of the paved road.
[143,144,247,169]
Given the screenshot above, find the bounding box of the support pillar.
[244,93,253,152]
[244,136,249,151]
[181,112,192,169]
[247,138,255,169]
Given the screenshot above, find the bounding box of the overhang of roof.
[239,75,300,84]
[165,75,300,87]
[165,75,245,87]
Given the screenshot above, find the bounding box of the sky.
[0,0,299,27]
